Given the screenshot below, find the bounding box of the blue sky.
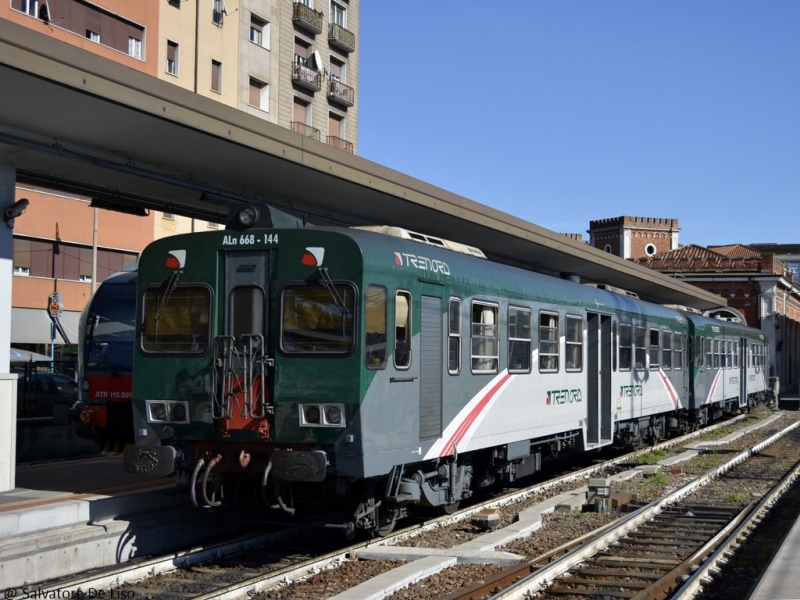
[358,2,799,249]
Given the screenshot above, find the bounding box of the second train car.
[124,205,771,535]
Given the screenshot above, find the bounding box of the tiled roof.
[634,244,772,273]
[708,244,763,260]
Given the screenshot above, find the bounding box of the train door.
[215,251,271,437]
[419,295,443,440]
[587,313,612,445]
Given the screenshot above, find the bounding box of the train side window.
[649,329,660,370]
[508,306,531,373]
[673,332,683,370]
[448,298,461,375]
[661,329,671,370]
[565,315,583,372]
[394,291,412,369]
[705,337,712,369]
[634,326,646,371]
[612,321,618,372]
[712,339,720,369]
[733,341,739,368]
[538,311,559,373]
[364,285,387,369]
[618,323,632,371]
[471,302,499,373]
[725,340,731,368]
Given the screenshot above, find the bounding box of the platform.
[0,455,228,590]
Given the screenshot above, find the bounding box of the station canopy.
[0,20,723,310]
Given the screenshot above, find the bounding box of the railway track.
[15,412,785,600]
[448,418,800,600]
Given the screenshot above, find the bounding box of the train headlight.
[146,400,190,424]
[238,206,259,227]
[325,406,342,425]
[304,405,321,424]
[171,403,186,421]
[151,402,168,421]
[299,403,345,427]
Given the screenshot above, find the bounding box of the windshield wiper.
[316,267,349,316]
[155,270,182,323]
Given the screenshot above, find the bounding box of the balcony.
[292,62,321,92]
[291,122,321,141]
[293,2,323,35]
[327,136,353,154]
[327,79,354,107]
[328,23,355,53]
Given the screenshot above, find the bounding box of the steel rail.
[671,450,800,599]
[19,413,764,599]
[489,418,800,600]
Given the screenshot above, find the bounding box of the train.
[73,265,137,446]
[123,204,772,535]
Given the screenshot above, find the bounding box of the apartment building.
[3,0,360,352]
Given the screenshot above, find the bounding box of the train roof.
[341,225,688,323]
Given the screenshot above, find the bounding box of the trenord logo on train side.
[393,251,450,275]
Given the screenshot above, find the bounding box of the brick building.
[588,215,800,394]
[3,0,360,354]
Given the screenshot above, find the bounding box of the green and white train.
[124,205,772,535]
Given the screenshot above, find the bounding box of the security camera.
[4,198,29,225]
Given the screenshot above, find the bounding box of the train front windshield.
[84,294,137,374]
[79,271,138,377]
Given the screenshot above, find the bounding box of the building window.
[86,29,100,42]
[249,78,269,111]
[128,35,142,59]
[167,41,179,76]
[365,285,387,369]
[448,298,461,375]
[330,0,346,27]
[328,112,343,138]
[329,57,344,82]
[211,60,222,93]
[292,97,312,133]
[294,37,311,67]
[645,243,657,256]
[250,15,270,49]
[212,0,226,25]
[508,307,531,373]
[471,302,498,373]
[12,236,136,283]
[565,315,583,372]
[22,0,39,17]
[539,312,559,373]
